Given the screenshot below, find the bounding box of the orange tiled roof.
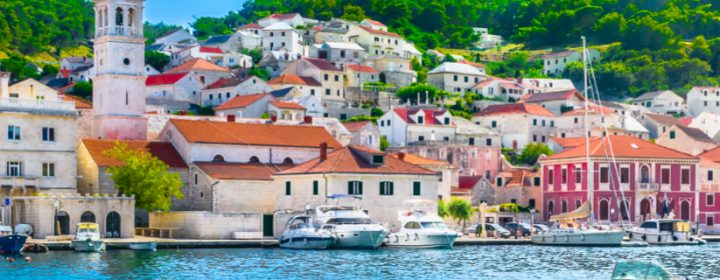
[699,146,720,163]
[61,94,92,110]
[474,103,554,117]
[550,137,600,149]
[195,162,294,181]
[169,119,343,149]
[543,135,696,161]
[168,58,231,73]
[277,145,437,175]
[346,64,378,74]
[390,153,450,167]
[270,101,305,110]
[358,26,401,38]
[81,139,187,168]
[268,74,321,86]
[343,121,371,132]
[561,104,615,116]
[215,93,271,110]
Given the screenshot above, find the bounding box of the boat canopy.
[550,201,591,221]
[78,223,99,230]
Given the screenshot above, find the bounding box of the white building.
[472,77,539,101]
[521,89,585,115]
[145,72,204,105]
[282,58,345,102]
[688,112,720,142]
[309,42,366,69]
[542,49,600,76]
[261,22,304,58]
[377,107,455,147]
[214,93,275,119]
[154,28,195,46]
[200,76,272,107]
[472,103,556,150]
[428,62,486,94]
[343,121,381,149]
[632,90,685,115]
[687,87,720,116]
[522,78,576,92]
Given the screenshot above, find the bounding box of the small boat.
[70,223,105,252]
[279,215,335,250]
[21,243,49,253]
[627,219,706,245]
[531,202,624,247]
[0,225,27,254]
[385,199,461,248]
[611,260,685,280]
[128,242,157,251]
[316,195,389,249]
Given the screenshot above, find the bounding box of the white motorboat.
[385,199,461,248]
[531,202,624,246]
[70,223,105,252]
[611,260,685,280]
[128,242,157,251]
[279,215,335,250]
[627,219,705,245]
[316,195,388,249]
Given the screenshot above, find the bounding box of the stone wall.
[149,211,263,239]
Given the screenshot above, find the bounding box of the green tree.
[191,16,233,40]
[248,67,271,81]
[104,142,184,211]
[144,23,182,45]
[241,48,264,65]
[447,197,474,230]
[594,12,626,43]
[518,143,553,166]
[145,51,170,71]
[370,107,384,117]
[621,16,675,50]
[73,81,93,99]
[396,83,450,104]
[340,4,367,22]
[380,135,389,151]
[690,36,712,62]
[437,199,449,218]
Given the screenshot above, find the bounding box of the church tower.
[92,0,147,140]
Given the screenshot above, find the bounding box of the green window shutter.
[669,131,676,139]
[313,180,319,195]
[496,177,503,187]
[359,182,363,195]
[413,182,421,196]
[348,181,353,194]
[390,183,394,195]
[285,181,291,196]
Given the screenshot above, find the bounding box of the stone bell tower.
[92,0,147,140]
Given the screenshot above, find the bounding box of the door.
[56,211,70,235]
[106,211,121,238]
[263,214,274,237]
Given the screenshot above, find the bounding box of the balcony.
[0,176,39,189]
[96,26,142,38]
[0,98,77,115]
[638,182,659,191]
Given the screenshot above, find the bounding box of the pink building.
[698,147,720,233]
[540,135,699,224]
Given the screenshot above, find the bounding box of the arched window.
[282,158,294,164]
[576,199,582,209]
[212,155,225,162]
[128,8,135,27]
[115,7,124,26]
[80,211,96,223]
[599,199,610,220]
[640,165,650,183]
[561,200,568,213]
[680,200,691,221]
[248,156,260,163]
[547,201,554,216]
[106,211,121,238]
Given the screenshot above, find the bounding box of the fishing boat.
[70,223,105,252]
[315,195,388,249]
[0,225,27,254]
[611,260,685,280]
[279,215,335,250]
[128,242,157,251]
[627,219,705,245]
[385,199,461,248]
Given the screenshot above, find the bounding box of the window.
[533,177,541,186]
[285,182,291,195]
[6,162,22,177]
[707,194,715,206]
[444,118,450,125]
[464,76,468,83]
[562,168,567,184]
[528,199,536,209]
[533,119,537,126]
[491,121,497,128]
[348,181,363,195]
[541,120,546,127]
[453,75,458,81]
[496,177,503,187]
[417,116,424,124]
[469,138,475,146]
[600,167,609,183]
[42,162,55,177]
[335,75,339,82]
[709,170,714,181]
[194,173,198,185]
[372,155,384,164]
[310,89,315,95]
[486,138,492,146]
[7,125,20,140]
[574,117,578,124]
[325,89,331,96]
[324,74,329,81]
[620,167,629,183]
[708,216,715,226]
[313,180,319,195]
[413,182,421,196]
[380,181,394,196]
[661,168,671,184]
[418,136,425,142]
[42,127,55,142]
[669,131,676,139]
[387,120,391,126]
[681,169,690,185]
[548,169,554,184]
[575,167,582,184]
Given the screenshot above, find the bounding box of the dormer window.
[372,155,384,165]
[444,118,450,125]
[417,116,424,124]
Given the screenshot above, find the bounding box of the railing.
[96,26,141,38]
[0,176,39,188]
[638,182,659,191]
[0,98,76,113]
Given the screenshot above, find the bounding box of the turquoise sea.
[2,245,719,279]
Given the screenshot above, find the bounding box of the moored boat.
[0,225,27,255]
[315,195,388,249]
[279,215,335,250]
[70,223,105,252]
[129,242,157,251]
[611,260,685,280]
[531,202,624,246]
[385,199,460,248]
[627,219,705,245]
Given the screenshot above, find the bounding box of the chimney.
[303,115,313,124]
[0,72,9,98]
[398,152,406,161]
[270,115,277,123]
[319,142,328,161]
[227,114,236,122]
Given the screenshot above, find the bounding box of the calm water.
[2,245,720,279]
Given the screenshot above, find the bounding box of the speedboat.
[627,219,705,245]
[385,199,460,248]
[611,260,685,280]
[531,202,624,246]
[279,215,335,250]
[0,225,27,254]
[315,195,388,249]
[70,223,105,252]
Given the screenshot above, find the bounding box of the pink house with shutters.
[539,135,699,224]
[697,147,720,233]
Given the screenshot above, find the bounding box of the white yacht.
[70,223,105,252]
[627,219,705,245]
[279,215,335,250]
[531,202,625,246]
[385,200,461,248]
[315,195,388,249]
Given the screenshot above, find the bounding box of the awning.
[550,201,591,221]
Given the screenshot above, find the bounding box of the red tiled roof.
[215,93,271,110]
[199,46,223,54]
[364,19,386,27]
[358,26,401,38]
[343,121,371,132]
[195,162,294,181]
[240,23,262,29]
[59,69,72,78]
[305,58,341,71]
[524,90,584,103]
[169,119,343,149]
[268,13,299,20]
[346,64,378,74]
[561,104,615,116]
[146,72,188,86]
[168,58,231,73]
[543,135,696,161]
[205,76,256,90]
[81,139,187,168]
[61,94,92,110]
[268,74,321,86]
[543,50,577,59]
[270,101,305,110]
[550,137,600,149]
[699,146,720,163]
[475,103,554,117]
[277,145,437,175]
[459,176,483,189]
[393,108,449,125]
[679,117,693,126]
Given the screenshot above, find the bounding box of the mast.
[582,36,594,225]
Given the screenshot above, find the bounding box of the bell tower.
[92,0,147,140]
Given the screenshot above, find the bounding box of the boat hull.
[626,231,705,245]
[279,236,335,250]
[129,242,157,251]
[531,230,624,246]
[332,228,388,249]
[71,240,106,252]
[385,232,460,248]
[0,234,27,254]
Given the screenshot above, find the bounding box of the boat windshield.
[420,222,447,229]
[326,218,372,225]
[611,261,673,280]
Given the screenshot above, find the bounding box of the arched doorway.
[56,211,70,235]
[248,156,260,163]
[561,200,568,213]
[619,199,630,221]
[680,200,691,221]
[599,200,609,221]
[640,198,651,221]
[212,155,225,162]
[282,157,294,164]
[80,211,96,223]
[106,211,121,238]
[547,201,554,219]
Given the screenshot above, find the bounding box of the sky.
[145,0,247,27]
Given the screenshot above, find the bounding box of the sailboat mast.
[582,36,594,225]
